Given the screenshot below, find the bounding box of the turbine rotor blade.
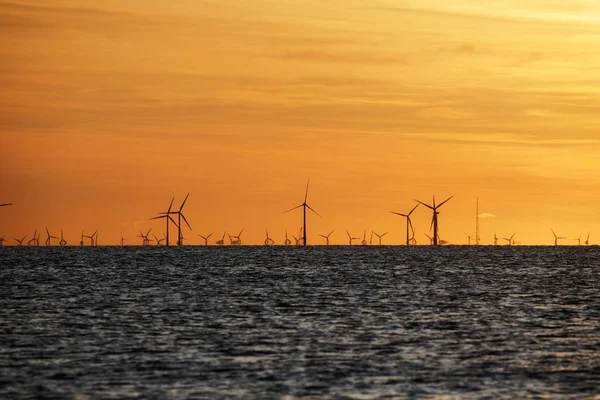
[306,204,323,219]
[304,179,310,203]
[437,196,454,209]
[415,200,434,210]
[180,213,192,230]
[283,204,303,214]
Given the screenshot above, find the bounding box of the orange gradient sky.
[1,0,600,245]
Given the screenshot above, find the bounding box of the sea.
[1,246,599,399]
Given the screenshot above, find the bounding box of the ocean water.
[1,246,599,399]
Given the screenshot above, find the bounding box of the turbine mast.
[476,197,480,245]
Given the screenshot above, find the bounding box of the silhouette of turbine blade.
[180,213,192,230]
[408,203,420,216]
[167,197,175,213]
[415,200,434,210]
[390,211,408,217]
[0,203,13,207]
[438,196,454,209]
[149,215,165,220]
[429,216,435,231]
[283,204,303,213]
[168,215,179,227]
[306,204,323,219]
[179,193,190,212]
[304,179,310,203]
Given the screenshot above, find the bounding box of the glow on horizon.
[1,0,600,245]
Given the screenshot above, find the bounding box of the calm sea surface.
[1,246,599,399]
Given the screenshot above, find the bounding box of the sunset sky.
[2,0,600,245]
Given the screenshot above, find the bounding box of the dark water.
[1,246,599,399]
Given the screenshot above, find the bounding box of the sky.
[1,0,600,245]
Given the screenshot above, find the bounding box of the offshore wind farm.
[2,1,600,399]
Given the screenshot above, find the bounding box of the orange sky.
[1,0,600,245]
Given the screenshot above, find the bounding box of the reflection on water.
[1,246,599,398]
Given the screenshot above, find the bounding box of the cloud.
[479,213,496,219]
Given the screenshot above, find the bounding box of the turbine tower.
[415,196,453,246]
[390,203,419,246]
[284,180,322,246]
[475,197,480,245]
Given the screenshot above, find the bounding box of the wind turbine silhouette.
[45,227,59,246]
[152,233,165,246]
[80,231,85,246]
[390,203,419,246]
[425,233,434,245]
[198,232,213,246]
[215,232,226,246]
[585,231,591,246]
[284,180,322,246]
[150,197,178,246]
[574,234,582,246]
[284,230,291,246]
[28,229,40,246]
[415,196,453,246]
[551,229,565,246]
[157,194,191,246]
[120,233,126,246]
[84,231,97,246]
[494,233,498,246]
[229,229,244,245]
[0,236,5,246]
[463,232,474,245]
[319,230,334,245]
[503,232,516,246]
[346,230,360,245]
[372,231,388,245]
[264,229,275,246]
[361,230,368,245]
[0,203,12,207]
[14,235,27,246]
[137,229,152,246]
[58,229,67,246]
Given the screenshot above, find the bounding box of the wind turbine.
[28,229,39,246]
[45,227,59,246]
[292,234,300,245]
[230,229,244,245]
[346,230,359,245]
[149,197,178,246]
[551,229,565,246]
[264,229,274,246]
[390,203,420,246]
[284,230,291,246]
[58,229,67,246]
[585,231,590,246]
[503,232,516,246]
[120,233,126,246]
[415,196,453,246]
[423,233,433,245]
[361,230,368,245]
[369,231,373,245]
[215,232,226,246]
[284,180,322,246]
[80,231,85,246]
[198,232,213,246]
[157,194,191,246]
[14,235,27,246]
[319,230,334,245]
[372,231,388,245]
[574,234,582,246]
[463,232,474,245]
[494,233,498,246]
[152,233,165,246]
[0,236,5,246]
[137,229,152,246]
